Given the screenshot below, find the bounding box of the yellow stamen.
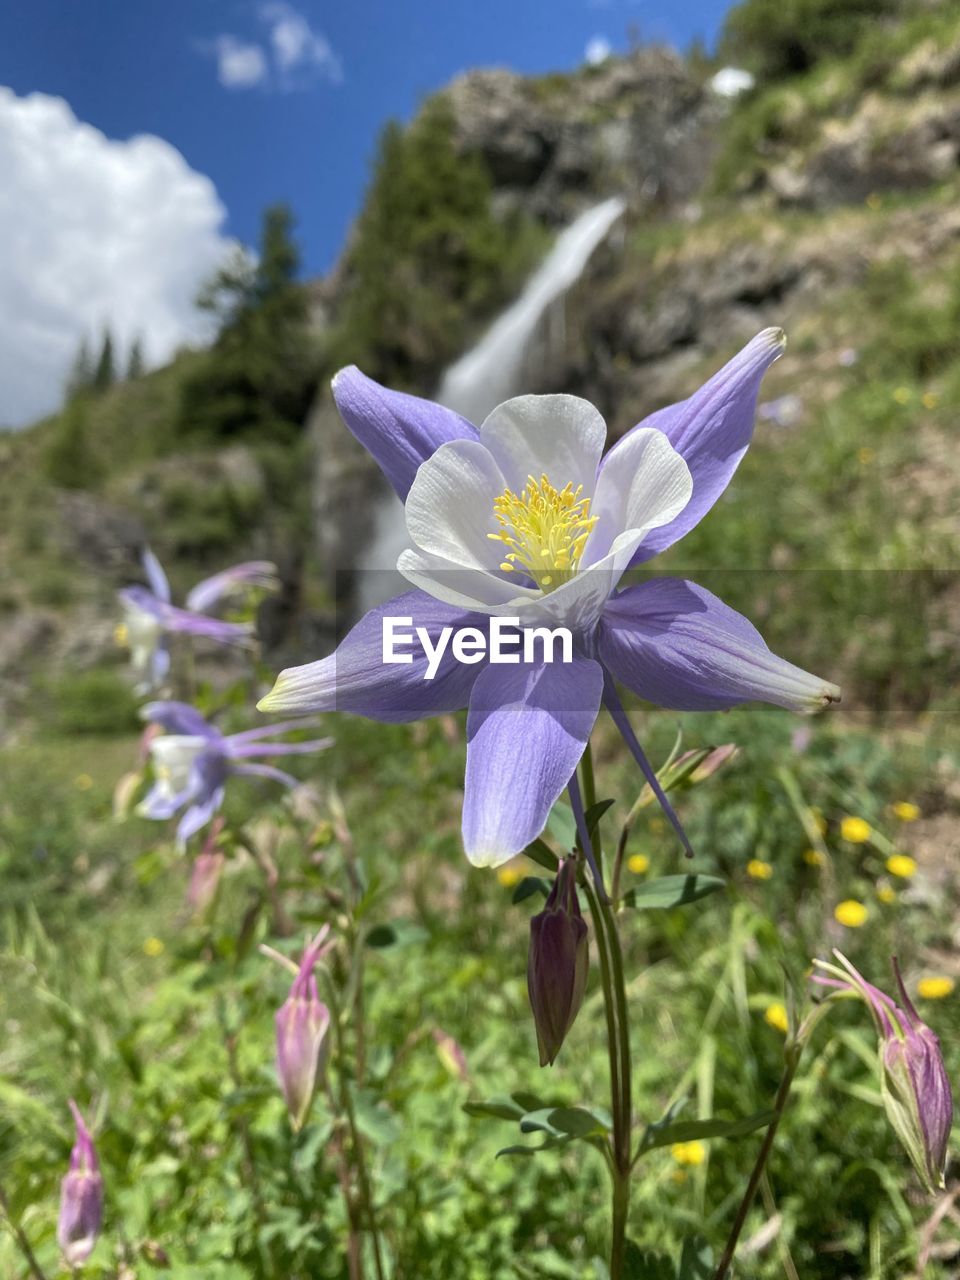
[491,474,598,593]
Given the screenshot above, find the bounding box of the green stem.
[577,743,633,1278]
[0,1182,48,1280]
[712,1047,801,1280]
[326,984,386,1280]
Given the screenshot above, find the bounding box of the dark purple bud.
[527,858,588,1067]
[57,1100,103,1267]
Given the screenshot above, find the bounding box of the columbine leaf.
[519,1106,611,1139]
[546,802,577,851]
[623,1242,674,1280]
[678,1236,714,1280]
[621,875,725,910]
[364,920,429,949]
[463,1090,552,1123]
[523,837,560,872]
[639,1109,775,1154]
[584,798,615,835]
[512,876,551,904]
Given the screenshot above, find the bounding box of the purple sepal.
[259,590,486,722]
[332,365,478,501]
[598,578,840,714]
[463,655,603,867]
[186,561,280,613]
[611,329,785,564]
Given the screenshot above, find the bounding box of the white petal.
[404,439,507,568]
[398,547,538,613]
[582,428,692,567]
[479,394,607,494]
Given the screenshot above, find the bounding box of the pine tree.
[45,394,101,489]
[93,329,115,392]
[126,336,145,380]
[178,204,316,440]
[65,336,95,398]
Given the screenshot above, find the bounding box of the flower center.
[488,474,598,592]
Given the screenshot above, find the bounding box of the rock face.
[444,49,719,222]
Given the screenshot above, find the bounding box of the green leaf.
[463,1090,551,1123]
[546,801,577,851]
[365,920,429,949]
[584,798,615,835]
[623,1241,674,1280]
[621,874,726,910]
[512,876,550,904]
[677,1236,714,1280]
[523,837,560,872]
[639,1109,775,1154]
[519,1106,611,1139]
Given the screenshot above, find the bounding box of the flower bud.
[275,932,332,1131]
[814,952,953,1192]
[527,858,588,1067]
[58,1100,103,1267]
[880,961,953,1192]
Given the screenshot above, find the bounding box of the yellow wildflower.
[834,900,868,928]
[627,854,650,875]
[143,937,165,957]
[840,816,871,844]
[496,864,522,888]
[746,859,773,880]
[765,1002,789,1034]
[876,884,897,905]
[114,622,129,647]
[892,801,920,822]
[671,1140,706,1166]
[921,391,938,410]
[74,773,93,791]
[893,386,911,406]
[803,848,825,867]
[886,854,917,879]
[917,976,955,1000]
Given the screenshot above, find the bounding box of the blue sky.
[0,0,731,426]
[0,0,730,276]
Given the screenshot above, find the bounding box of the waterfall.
[357,196,626,607]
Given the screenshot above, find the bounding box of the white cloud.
[0,88,234,428]
[214,36,268,89]
[260,3,342,86]
[205,5,341,93]
[585,35,613,65]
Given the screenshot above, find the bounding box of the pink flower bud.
[814,952,953,1192]
[527,859,589,1067]
[58,1100,103,1267]
[275,931,332,1131]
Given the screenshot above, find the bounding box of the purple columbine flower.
[58,1100,103,1267]
[814,951,953,1192]
[117,548,279,692]
[136,700,332,848]
[271,927,333,1131]
[259,330,839,866]
[528,858,589,1066]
